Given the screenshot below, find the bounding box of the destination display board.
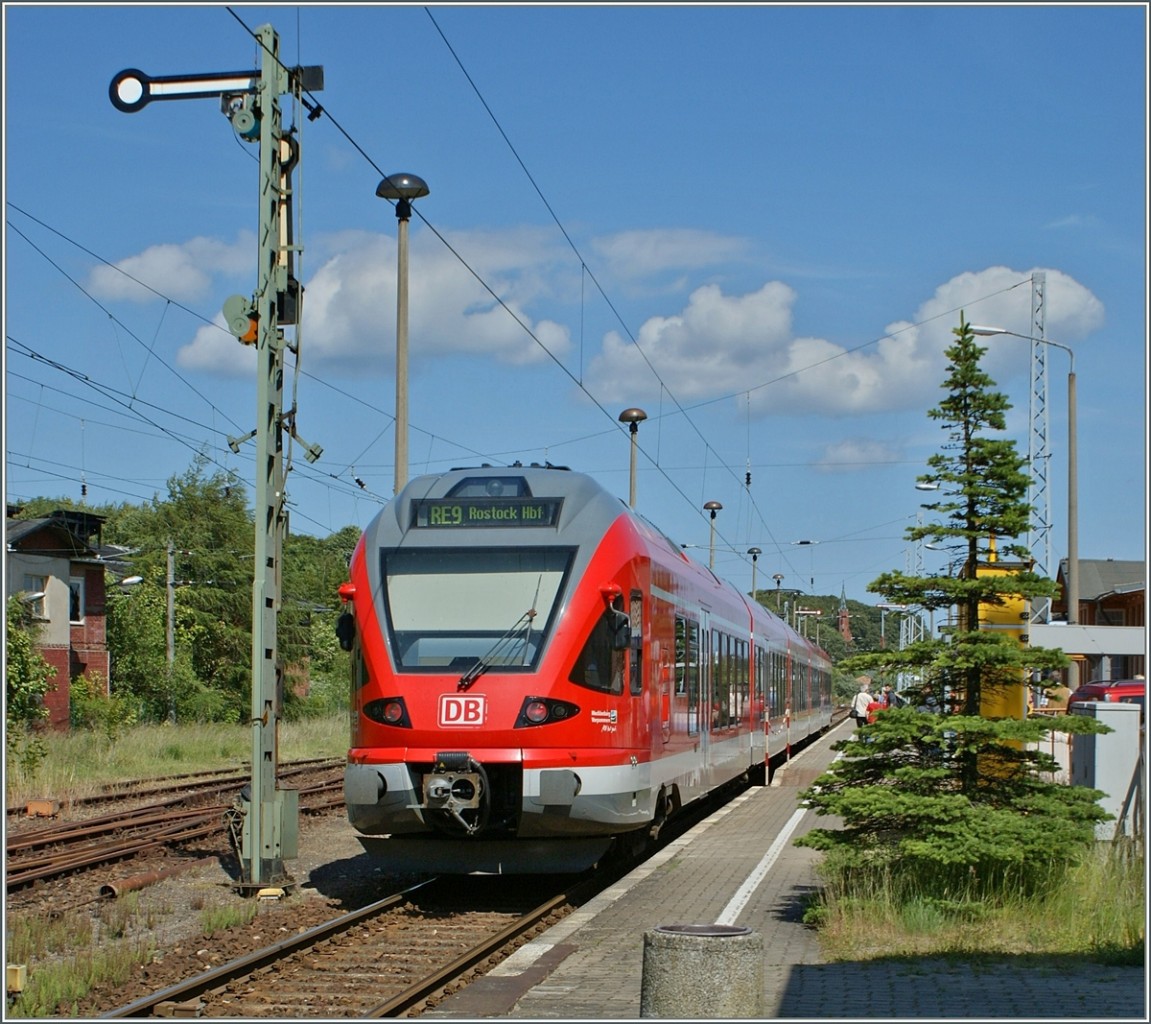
[411,497,563,529]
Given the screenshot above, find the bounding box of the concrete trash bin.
[640,924,765,1018]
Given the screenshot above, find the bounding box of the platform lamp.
[747,547,762,600]
[376,172,430,495]
[704,501,723,570]
[772,572,785,610]
[619,408,647,508]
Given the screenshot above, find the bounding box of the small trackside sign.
[439,694,487,727]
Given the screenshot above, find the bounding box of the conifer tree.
[798,317,1109,893]
[843,315,1067,716]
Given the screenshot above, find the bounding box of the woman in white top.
[850,681,873,728]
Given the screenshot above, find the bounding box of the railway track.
[88,755,807,1018]
[6,764,344,896]
[6,757,344,819]
[11,727,846,1016]
[99,876,589,1018]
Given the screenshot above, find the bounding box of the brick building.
[5,509,112,729]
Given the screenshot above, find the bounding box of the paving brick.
[425,721,1146,1020]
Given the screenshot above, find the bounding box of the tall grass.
[5,714,347,807]
[807,840,1145,962]
[7,940,155,1018]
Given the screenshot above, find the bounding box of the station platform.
[424,720,1146,1020]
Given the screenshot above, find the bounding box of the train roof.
[362,464,829,664]
[368,463,663,549]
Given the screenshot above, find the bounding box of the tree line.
[7,455,360,731]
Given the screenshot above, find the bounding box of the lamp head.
[375,173,430,201]
[377,173,429,222]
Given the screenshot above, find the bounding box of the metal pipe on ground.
[99,858,217,899]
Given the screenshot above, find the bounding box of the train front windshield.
[381,547,574,671]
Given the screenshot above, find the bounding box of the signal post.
[111,24,323,891]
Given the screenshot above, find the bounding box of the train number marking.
[439,694,487,727]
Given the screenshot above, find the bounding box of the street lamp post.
[376,172,430,495]
[747,547,762,600]
[618,408,647,508]
[704,501,723,570]
[876,603,909,650]
[971,326,1078,630]
[772,573,785,609]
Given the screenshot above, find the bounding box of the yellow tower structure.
[974,546,1029,720]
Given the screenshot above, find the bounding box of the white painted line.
[715,806,808,926]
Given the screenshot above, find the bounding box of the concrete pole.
[394,204,411,495]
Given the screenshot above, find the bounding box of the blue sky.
[4,3,1147,607]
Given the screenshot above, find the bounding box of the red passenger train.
[337,464,832,873]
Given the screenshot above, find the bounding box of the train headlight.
[515,697,580,728]
[364,697,411,727]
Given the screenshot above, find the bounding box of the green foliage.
[16,454,362,727]
[5,594,56,727]
[69,674,138,741]
[837,319,1068,713]
[807,832,1143,961]
[5,594,57,775]
[280,525,361,703]
[798,318,1112,915]
[797,709,1110,897]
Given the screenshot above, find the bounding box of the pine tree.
[843,315,1067,716]
[798,317,1109,894]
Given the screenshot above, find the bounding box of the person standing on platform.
[850,678,872,730]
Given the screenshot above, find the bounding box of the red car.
[1066,678,1145,712]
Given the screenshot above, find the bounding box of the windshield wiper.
[457,606,538,691]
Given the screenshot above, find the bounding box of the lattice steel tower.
[1026,273,1052,624]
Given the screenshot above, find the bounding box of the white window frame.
[23,574,48,620]
[70,576,86,625]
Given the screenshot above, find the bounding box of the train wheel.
[748,759,767,787]
[647,786,670,843]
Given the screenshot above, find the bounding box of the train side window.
[675,615,700,734]
[569,602,625,695]
[711,630,732,729]
[629,591,643,696]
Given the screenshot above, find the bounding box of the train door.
[699,612,712,771]
[751,644,766,768]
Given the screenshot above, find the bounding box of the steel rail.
[6,757,343,816]
[7,802,231,854]
[99,880,438,1018]
[6,819,222,889]
[363,891,573,1017]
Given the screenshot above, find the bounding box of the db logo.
[439,694,486,727]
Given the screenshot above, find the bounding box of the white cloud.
[814,438,905,473]
[175,226,575,375]
[126,220,1100,410]
[587,281,798,402]
[87,233,252,303]
[585,265,1105,418]
[176,316,256,375]
[591,228,750,281]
